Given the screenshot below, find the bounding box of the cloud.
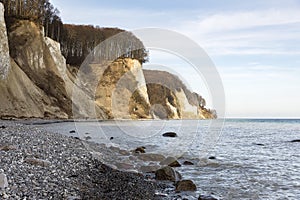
[186,9,300,33]
[177,8,300,56]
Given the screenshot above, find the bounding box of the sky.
[50,0,300,118]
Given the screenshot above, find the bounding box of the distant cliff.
[144,70,216,119]
[0,3,216,120]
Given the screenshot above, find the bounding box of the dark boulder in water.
[175,180,197,191]
[134,146,146,154]
[162,132,177,137]
[69,130,76,133]
[155,166,181,182]
[183,161,194,165]
[208,156,216,160]
[254,143,265,146]
[291,139,300,143]
[0,125,6,129]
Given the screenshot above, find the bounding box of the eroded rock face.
[0,11,214,120]
[8,20,72,117]
[144,69,216,119]
[0,3,10,80]
[0,20,107,119]
[95,58,151,119]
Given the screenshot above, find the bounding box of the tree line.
[0,0,149,66]
[60,25,149,66]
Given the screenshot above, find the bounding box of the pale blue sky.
[51,0,300,118]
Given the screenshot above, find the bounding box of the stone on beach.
[0,121,165,199]
[0,170,8,189]
[175,180,197,191]
[0,145,17,151]
[155,166,181,182]
[24,158,51,167]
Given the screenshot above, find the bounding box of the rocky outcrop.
[144,70,216,119]
[0,3,10,80]
[95,58,151,119]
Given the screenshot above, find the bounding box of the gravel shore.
[0,121,169,200]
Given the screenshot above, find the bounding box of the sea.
[35,119,300,200]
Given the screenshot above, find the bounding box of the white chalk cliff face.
[0,14,107,118]
[0,3,214,119]
[95,58,151,119]
[0,3,10,80]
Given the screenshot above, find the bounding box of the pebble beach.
[0,121,169,200]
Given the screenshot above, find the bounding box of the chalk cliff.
[0,3,215,119]
[144,70,216,119]
[0,3,10,80]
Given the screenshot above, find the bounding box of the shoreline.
[0,121,172,199]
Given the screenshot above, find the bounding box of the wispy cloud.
[179,8,300,56]
[185,9,300,33]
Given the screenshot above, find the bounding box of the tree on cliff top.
[0,0,149,66]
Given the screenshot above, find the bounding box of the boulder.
[183,161,194,166]
[84,136,92,140]
[0,170,8,189]
[175,180,197,191]
[138,153,165,162]
[155,166,181,182]
[134,146,146,154]
[162,132,177,138]
[291,139,300,143]
[160,157,181,167]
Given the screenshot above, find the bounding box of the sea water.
[37,119,300,199]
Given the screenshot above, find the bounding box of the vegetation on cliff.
[0,0,149,66]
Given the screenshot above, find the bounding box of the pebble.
[24,158,51,167]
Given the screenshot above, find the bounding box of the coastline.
[0,120,171,199]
